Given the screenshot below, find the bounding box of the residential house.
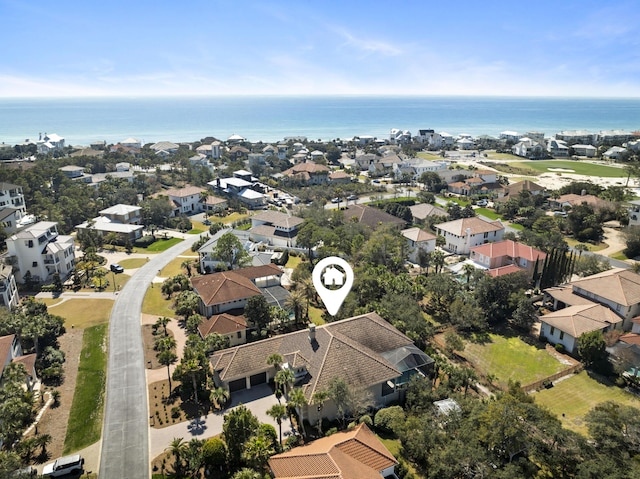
[548,193,615,212]
[6,221,75,283]
[0,265,19,309]
[342,204,406,230]
[555,130,595,146]
[547,139,570,157]
[36,133,65,155]
[469,240,546,278]
[0,334,37,390]
[596,130,635,145]
[76,204,144,244]
[249,210,304,248]
[394,158,447,181]
[543,268,640,330]
[190,263,285,317]
[455,137,475,150]
[628,200,640,227]
[435,217,505,254]
[499,131,522,142]
[0,208,23,235]
[539,304,622,353]
[202,195,228,214]
[59,165,86,180]
[0,182,26,217]
[115,162,131,172]
[198,313,248,347]
[281,162,330,185]
[269,423,398,479]
[571,144,597,158]
[209,312,434,425]
[402,227,436,263]
[328,170,352,184]
[408,203,448,223]
[603,146,628,160]
[390,128,412,144]
[512,138,545,159]
[227,134,246,144]
[496,180,545,201]
[120,137,142,149]
[150,141,180,157]
[446,170,499,197]
[163,186,207,215]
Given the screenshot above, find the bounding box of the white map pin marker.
[312,256,354,316]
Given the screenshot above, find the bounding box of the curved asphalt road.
[99,234,204,479]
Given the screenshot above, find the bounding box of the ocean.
[0,96,639,146]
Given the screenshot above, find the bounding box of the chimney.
[581,189,587,196]
[308,324,316,343]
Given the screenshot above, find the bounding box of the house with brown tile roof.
[209,312,433,425]
[495,180,545,202]
[249,211,304,248]
[269,423,398,479]
[190,264,284,317]
[408,203,447,222]
[329,170,352,184]
[401,227,436,263]
[282,162,330,185]
[435,217,505,254]
[0,334,37,389]
[549,193,615,212]
[470,240,546,278]
[342,204,406,230]
[198,313,248,347]
[539,304,622,353]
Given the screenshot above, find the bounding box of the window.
[484,232,489,239]
[559,331,564,340]
[550,326,555,336]
[32,261,38,267]
[236,331,242,339]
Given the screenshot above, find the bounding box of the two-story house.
[469,240,546,278]
[75,204,144,244]
[36,133,65,155]
[249,210,304,248]
[281,162,330,185]
[163,186,206,215]
[0,182,26,218]
[435,217,505,255]
[0,265,19,309]
[6,221,75,284]
[401,227,436,263]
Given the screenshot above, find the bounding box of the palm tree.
[461,263,476,289]
[158,349,178,394]
[431,249,446,274]
[166,437,187,475]
[181,260,193,277]
[275,368,295,397]
[231,468,262,479]
[266,403,288,447]
[300,278,316,320]
[242,434,274,474]
[35,433,52,457]
[311,389,328,435]
[266,353,283,370]
[287,387,308,437]
[182,358,202,405]
[155,316,171,336]
[210,387,230,410]
[285,289,305,325]
[155,335,177,353]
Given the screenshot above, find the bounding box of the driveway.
[148,384,294,458]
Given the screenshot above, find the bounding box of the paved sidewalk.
[148,385,294,459]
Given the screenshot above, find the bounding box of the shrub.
[325,427,338,436]
[555,343,565,353]
[358,415,373,427]
[374,405,405,436]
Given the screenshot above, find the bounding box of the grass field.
[118,258,150,269]
[142,286,176,317]
[475,208,502,220]
[611,251,630,261]
[437,196,471,207]
[308,306,325,325]
[48,299,114,329]
[64,324,107,453]
[285,255,305,270]
[515,160,626,178]
[461,333,566,387]
[187,228,204,235]
[40,298,63,307]
[160,255,198,278]
[534,371,640,436]
[145,237,184,252]
[565,238,607,252]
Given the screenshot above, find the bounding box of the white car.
[42,455,84,477]
[476,199,488,207]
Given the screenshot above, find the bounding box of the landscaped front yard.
[142,286,176,318]
[533,371,640,436]
[461,333,566,387]
[47,298,114,329]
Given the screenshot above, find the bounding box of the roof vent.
[308,324,316,343]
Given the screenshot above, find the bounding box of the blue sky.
[2,0,639,97]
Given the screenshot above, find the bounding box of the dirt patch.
[142,323,175,369]
[148,379,214,429]
[29,328,84,462]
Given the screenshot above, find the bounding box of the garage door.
[250,372,267,387]
[229,378,246,392]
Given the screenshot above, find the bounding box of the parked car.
[347,194,358,201]
[331,197,342,204]
[110,263,124,273]
[476,199,488,207]
[42,455,84,477]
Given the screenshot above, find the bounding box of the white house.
[401,227,436,263]
[512,138,545,159]
[6,221,75,284]
[36,133,65,155]
[572,144,597,158]
[547,139,570,157]
[499,131,521,142]
[540,304,622,354]
[555,130,595,145]
[628,200,640,227]
[120,137,142,148]
[249,210,304,248]
[163,186,206,215]
[0,182,26,217]
[435,217,505,255]
[0,265,19,309]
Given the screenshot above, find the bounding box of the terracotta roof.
[12,353,36,376]
[470,240,546,262]
[163,186,206,198]
[570,268,640,307]
[0,335,15,377]
[269,423,397,479]
[555,194,614,210]
[198,313,247,337]
[544,285,596,307]
[435,217,504,236]
[506,180,544,194]
[342,204,406,230]
[401,227,436,243]
[191,271,261,306]
[231,263,283,280]
[210,312,414,401]
[540,304,623,337]
[487,264,524,277]
[329,170,351,180]
[620,333,640,346]
[409,203,447,220]
[203,196,227,206]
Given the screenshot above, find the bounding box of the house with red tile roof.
[0,334,37,390]
[197,313,248,347]
[282,162,330,185]
[269,423,398,479]
[469,240,546,278]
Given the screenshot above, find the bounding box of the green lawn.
[461,333,566,387]
[475,208,502,220]
[611,251,630,261]
[437,196,471,207]
[142,286,176,317]
[308,306,326,326]
[118,258,150,269]
[145,237,184,252]
[187,228,204,235]
[64,324,107,453]
[160,255,198,278]
[48,299,114,329]
[514,160,626,178]
[285,255,304,270]
[565,238,607,252]
[507,222,525,231]
[534,371,640,436]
